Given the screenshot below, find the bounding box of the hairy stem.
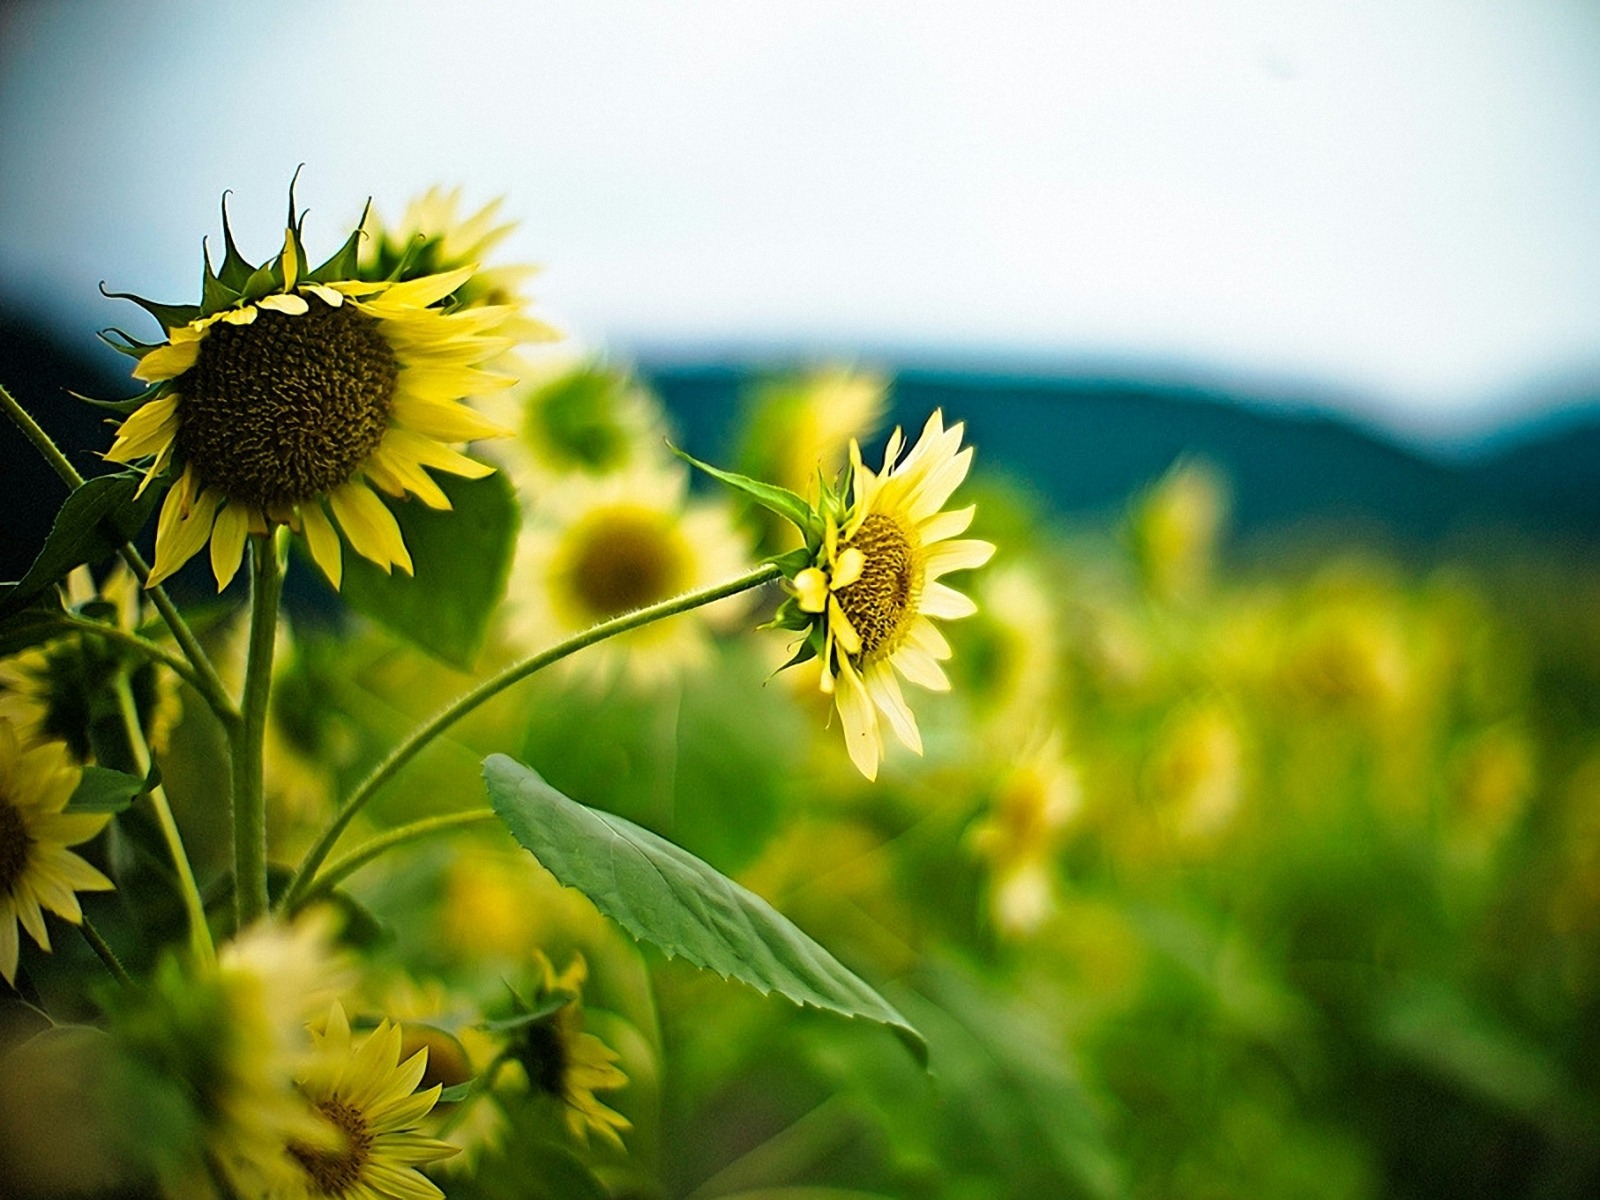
[292,810,500,911]
[280,561,782,911]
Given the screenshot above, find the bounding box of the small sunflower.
[0,720,113,984]
[786,411,995,779]
[277,1001,457,1200]
[0,564,181,763]
[968,731,1080,937]
[503,952,630,1149]
[104,190,515,592]
[507,462,751,687]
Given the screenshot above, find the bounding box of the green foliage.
[0,475,160,615]
[337,470,518,669]
[483,753,927,1064]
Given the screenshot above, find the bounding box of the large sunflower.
[789,411,995,779]
[104,194,515,591]
[0,720,113,984]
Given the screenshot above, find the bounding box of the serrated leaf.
[483,754,927,1064]
[1,475,164,617]
[672,446,818,537]
[336,470,518,669]
[68,766,146,814]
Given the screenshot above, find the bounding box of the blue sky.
[3,1,1599,440]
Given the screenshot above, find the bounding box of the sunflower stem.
[112,674,214,966]
[231,532,283,929]
[279,561,783,912]
[78,917,134,988]
[292,810,500,911]
[0,379,237,726]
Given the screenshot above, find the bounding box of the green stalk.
[79,918,134,987]
[113,675,214,966]
[0,380,236,726]
[231,533,283,928]
[53,612,209,695]
[279,562,782,911]
[291,810,499,911]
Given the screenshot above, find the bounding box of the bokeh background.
[6,3,1600,1198]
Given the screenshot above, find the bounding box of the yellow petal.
[131,337,201,383]
[828,595,862,657]
[834,658,881,781]
[328,483,413,575]
[866,660,922,755]
[257,292,308,315]
[924,538,995,579]
[300,501,343,589]
[832,547,865,590]
[391,394,509,442]
[280,228,299,290]
[371,265,475,310]
[794,568,830,614]
[208,503,253,592]
[106,393,180,462]
[147,473,220,587]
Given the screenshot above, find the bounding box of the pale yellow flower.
[793,411,995,778]
[507,462,752,688]
[968,731,1080,937]
[0,721,112,984]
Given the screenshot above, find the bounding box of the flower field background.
[2,201,1600,1197]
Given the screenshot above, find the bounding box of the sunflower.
[503,952,630,1149]
[0,720,113,984]
[507,462,752,687]
[788,411,995,779]
[741,367,887,506]
[968,730,1080,937]
[104,193,515,592]
[359,186,556,345]
[0,563,181,763]
[277,1001,457,1200]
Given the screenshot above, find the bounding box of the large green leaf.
[337,470,518,670]
[1,474,162,616]
[482,754,927,1064]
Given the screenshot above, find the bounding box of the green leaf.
[216,192,258,290]
[483,754,927,1064]
[68,766,147,814]
[671,445,818,538]
[336,470,518,669]
[0,596,67,657]
[1,474,163,617]
[763,546,815,579]
[97,283,200,334]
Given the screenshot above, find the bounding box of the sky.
[2,0,1600,442]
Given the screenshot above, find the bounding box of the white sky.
[3,0,1600,440]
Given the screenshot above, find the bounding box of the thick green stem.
[0,380,236,726]
[280,562,782,911]
[292,810,499,911]
[113,675,214,966]
[231,533,283,929]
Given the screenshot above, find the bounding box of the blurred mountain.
[4,307,1600,584]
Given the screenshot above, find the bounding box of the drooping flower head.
[0,720,113,984]
[0,563,181,763]
[499,952,631,1149]
[103,184,518,592]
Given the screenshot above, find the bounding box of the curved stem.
[231,533,283,929]
[0,380,236,726]
[280,562,782,911]
[52,612,208,695]
[292,810,499,912]
[113,674,214,966]
[79,918,134,987]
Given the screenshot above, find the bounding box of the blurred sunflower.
[497,361,673,485]
[0,720,113,984]
[968,730,1080,937]
[359,186,556,345]
[507,463,751,687]
[503,952,630,1149]
[0,563,180,764]
[279,1001,456,1200]
[104,193,514,592]
[740,367,887,505]
[791,411,995,779]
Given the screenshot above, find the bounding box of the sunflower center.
[516,1017,571,1097]
[566,509,690,620]
[0,797,33,898]
[289,1098,374,1198]
[174,297,399,508]
[835,512,922,660]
